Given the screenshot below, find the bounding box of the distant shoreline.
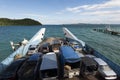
[0,18,42,26]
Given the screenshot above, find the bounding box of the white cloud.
[20,0,120,24]
[66,6,82,13]
[59,0,120,24]
[66,0,120,12]
[80,10,120,16]
[76,10,120,24]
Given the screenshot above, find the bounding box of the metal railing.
[85,45,120,77]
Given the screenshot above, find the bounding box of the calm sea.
[0,25,120,65]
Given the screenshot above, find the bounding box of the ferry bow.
[63,27,85,47]
[0,27,120,80]
[0,28,46,72]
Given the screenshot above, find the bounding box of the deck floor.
[64,75,105,80]
[33,37,119,80]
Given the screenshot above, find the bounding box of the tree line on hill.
[0,18,42,26]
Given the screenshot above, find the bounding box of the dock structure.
[93,28,120,35]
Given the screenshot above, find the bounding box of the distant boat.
[0,27,120,80]
[105,25,112,31]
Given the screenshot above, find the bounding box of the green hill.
[0,18,42,26]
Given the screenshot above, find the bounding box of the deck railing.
[85,45,120,77]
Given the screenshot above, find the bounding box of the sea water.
[0,25,120,66]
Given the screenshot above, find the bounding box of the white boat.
[0,27,120,80]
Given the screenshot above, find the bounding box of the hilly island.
[0,18,42,26]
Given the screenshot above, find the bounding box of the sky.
[0,0,120,24]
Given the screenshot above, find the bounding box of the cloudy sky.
[0,0,120,24]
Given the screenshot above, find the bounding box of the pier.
[93,27,120,35]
